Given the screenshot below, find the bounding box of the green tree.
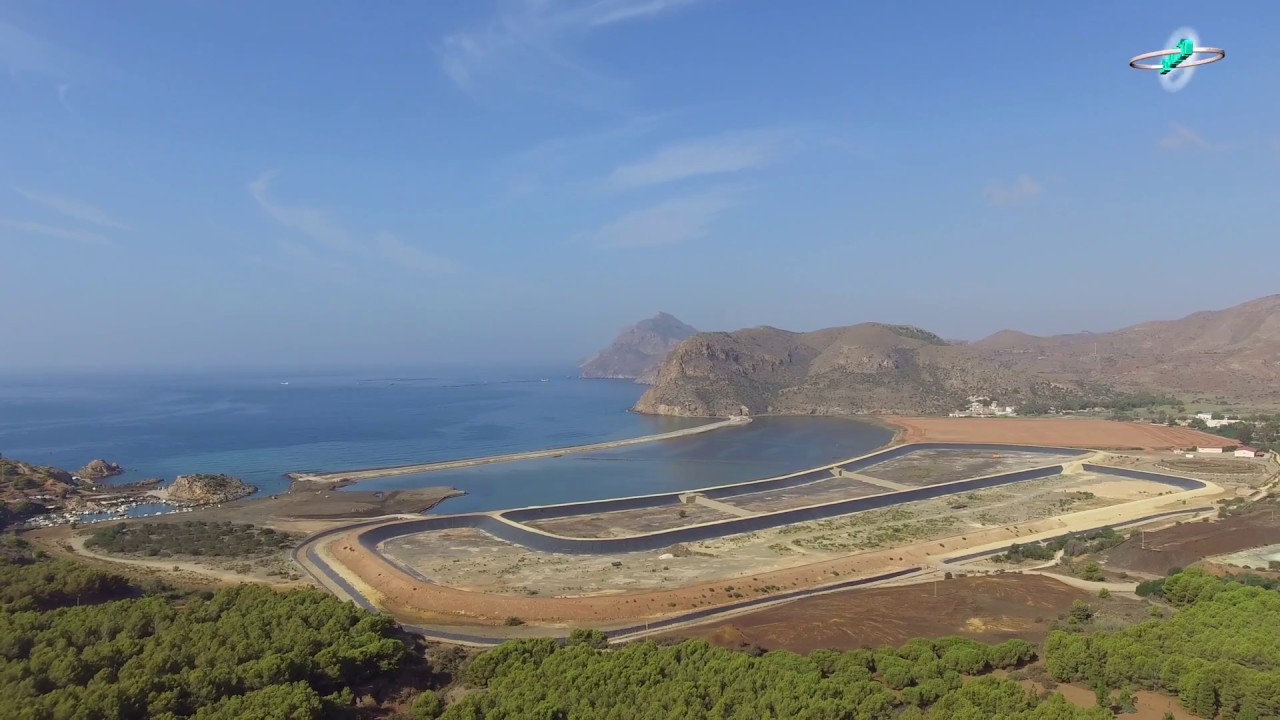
[1068,600,1094,624]
[1078,562,1104,582]
[566,628,609,650]
[412,690,443,719]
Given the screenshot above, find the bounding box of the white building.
[1196,446,1224,454]
[1235,446,1264,458]
[949,399,1017,418]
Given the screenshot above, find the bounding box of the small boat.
[280,381,289,385]
[540,378,549,382]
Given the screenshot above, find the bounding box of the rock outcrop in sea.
[77,459,124,481]
[166,474,257,505]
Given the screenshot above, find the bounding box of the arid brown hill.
[971,294,1280,404]
[0,457,77,527]
[634,323,1081,417]
[580,312,698,385]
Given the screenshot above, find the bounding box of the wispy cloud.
[983,175,1043,206]
[1157,122,1216,151]
[0,217,109,245]
[501,114,666,197]
[248,172,456,275]
[438,0,708,105]
[580,187,739,248]
[13,188,129,230]
[249,172,352,251]
[609,129,795,188]
[0,20,78,80]
[376,233,458,274]
[583,0,707,26]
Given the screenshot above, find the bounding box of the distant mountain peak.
[580,313,698,385]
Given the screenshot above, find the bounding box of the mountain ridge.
[579,312,698,385]
[970,295,1280,402]
[634,322,1081,417]
[634,295,1280,417]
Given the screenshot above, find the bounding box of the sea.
[0,367,894,515]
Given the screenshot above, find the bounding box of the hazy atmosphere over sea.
[0,368,892,513]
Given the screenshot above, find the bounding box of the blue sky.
[2,1,1277,370]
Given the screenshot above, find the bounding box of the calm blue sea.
[0,367,893,514]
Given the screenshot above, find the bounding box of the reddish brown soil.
[1024,681,1196,720]
[1101,509,1280,576]
[659,575,1094,653]
[882,416,1231,450]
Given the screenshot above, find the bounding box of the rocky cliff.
[634,323,1082,417]
[580,312,698,384]
[166,474,257,505]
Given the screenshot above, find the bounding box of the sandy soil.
[332,468,1199,625]
[380,473,1152,598]
[658,575,1102,651]
[882,417,1232,449]
[1029,681,1197,720]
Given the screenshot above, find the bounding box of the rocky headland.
[580,312,697,384]
[634,323,1084,417]
[634,294,1280,418]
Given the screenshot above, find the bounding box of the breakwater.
[289,416,750,485]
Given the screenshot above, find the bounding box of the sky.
[2,1,1278,370]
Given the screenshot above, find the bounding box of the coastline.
[287,415,752,486]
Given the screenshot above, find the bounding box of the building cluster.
[950,397,1017,418]
[1192,445,1265,458]
[1194,412,1241,429]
